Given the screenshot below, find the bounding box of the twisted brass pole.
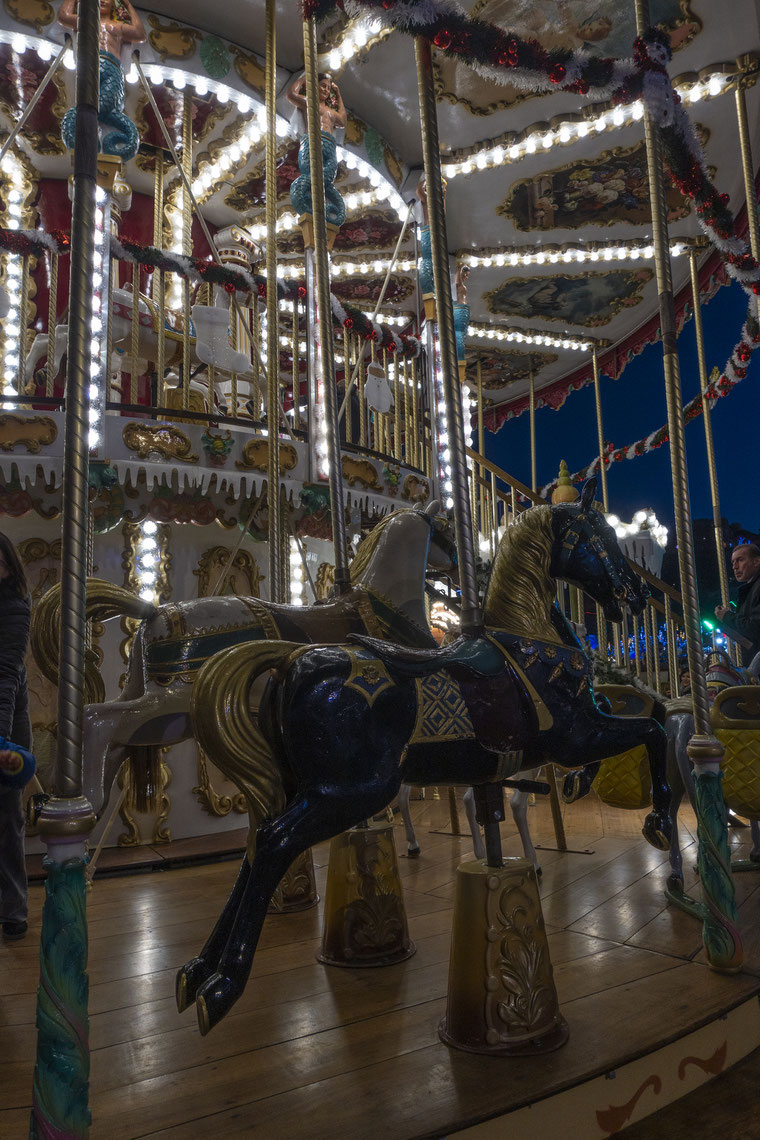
[266,0,282,602]
[635,0,740,969]
[303,17,349,593]
[53,2,99,799]
[592,348,608,511]
[415,36,480,634]
[528,367,537,494]
[689,251,730,609]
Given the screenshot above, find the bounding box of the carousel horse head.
[550,478,648,622]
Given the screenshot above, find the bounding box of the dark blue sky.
[487,279,757,535]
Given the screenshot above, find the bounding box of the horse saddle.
[348,633,505,680]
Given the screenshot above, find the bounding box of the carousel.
[1,0,760,1136]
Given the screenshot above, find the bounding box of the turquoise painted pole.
[30,0,100,1133]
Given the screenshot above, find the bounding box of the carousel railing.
[14,247,434,482]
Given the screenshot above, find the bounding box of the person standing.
[0,532,32,940]
[715,543,760,667]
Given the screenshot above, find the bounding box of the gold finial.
[551,459,579,504]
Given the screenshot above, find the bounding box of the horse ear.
[425,499,441,517]
[580,478,597,511]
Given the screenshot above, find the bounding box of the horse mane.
[483,505,558,642]
[349,509,412,584]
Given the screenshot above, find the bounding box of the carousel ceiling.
[1,0,760,420]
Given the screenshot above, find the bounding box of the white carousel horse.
[396,774,545,872]
[31,503,456,820]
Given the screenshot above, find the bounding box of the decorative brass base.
[458,360,467,384]
[298,212,341,252]
[439,858,568,1055]
[268,847,319,913]
[317,822,416,967]
[423,294,437,322]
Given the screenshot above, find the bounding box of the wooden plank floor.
[2,791,760,1139]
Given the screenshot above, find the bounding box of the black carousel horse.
[182,479,671,1033]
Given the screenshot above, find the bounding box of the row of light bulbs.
[468,324,591,351]
[0,152,26,404]
[322,17,388,73]
[442,71,731,180]
[607,509,668,549]
[464,238,694,270]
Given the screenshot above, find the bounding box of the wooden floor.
[2,791,760,1139]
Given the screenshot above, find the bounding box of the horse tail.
[30,577,157,699]
[193,640,302,826]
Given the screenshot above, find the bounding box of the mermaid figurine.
[58,0,146,161]
[286,72,347,227]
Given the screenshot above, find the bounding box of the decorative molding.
[122,422,198,463]
[0,414,57,452]
[235,438,298,473]
[194,545,263,599]
[341,454,382,491]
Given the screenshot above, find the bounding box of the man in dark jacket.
[715,544,760,666]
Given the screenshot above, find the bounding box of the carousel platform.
[2,793,760,1140]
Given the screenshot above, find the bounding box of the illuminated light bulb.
[558,126,571,143]
[690,84,702,102]
[632,101,644,120]
[508,144,520,159]
[36,42,52,61]
[461,161,473,174]
[63,49,76,70]
[476,153,487,169]
[11,34,26,53]
[595,115,607,131]
[148,65,162,84]
[173,72,186,90]
[525,137,536,154]
[542,133,553,149]
[492,147,504,164]
[708,75,723,97]
[577,123,589,137]
[535,252,546,265]
[217,86,230,103]
[612,108,625,126]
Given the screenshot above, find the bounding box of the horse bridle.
[557,509,627,601]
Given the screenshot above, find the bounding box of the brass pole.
[665,593,679,697]
[636,0,739,970]
[18,254,29,393]
[266,0,282,602]
[130,261,139,405]
[633,613,642,678]
[689,251,730,609]
[46,252,58,397]
[528,367,537,494]
[415,36,480,634]
[292,306,300,431]
[53,0,99,798]
[303,17,349,592]
[735,80,760,275]
[477,357,485,537]
[32,5,100,1125]
[592,348,608,511]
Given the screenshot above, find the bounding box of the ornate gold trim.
[146,14,202,59]
[3,0,55,30]
[195,546,263,598]
[235,438,298,472]
[122,422,198,462]
[342,454,382,491]
[0,414,57,452]
[193,747,247,816]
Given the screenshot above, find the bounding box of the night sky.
[487,278,757,539]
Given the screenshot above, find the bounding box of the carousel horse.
[182,478,671,1032]
[30,502,456,820]
[664,652,760,892]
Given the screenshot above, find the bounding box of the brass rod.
[592,347,609,511]
[130,261,139,405]
[477,357,485,534]
[18,254,29,393]
[266,0,282,602]
[635,0,712,740]
[46,252,58,397]
[416,36,480,633]
[303,17,349,591]
[528,367,537,493]
[156,269,165,406]
[55,0,99,795]
[689,250,730,609]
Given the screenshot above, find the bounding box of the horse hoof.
[176,957,212,1012]
[642,812,671,851]
[535,865,542,879]
[666,873,684,894]
[407,844,421,858]
[196,972,241,1035]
